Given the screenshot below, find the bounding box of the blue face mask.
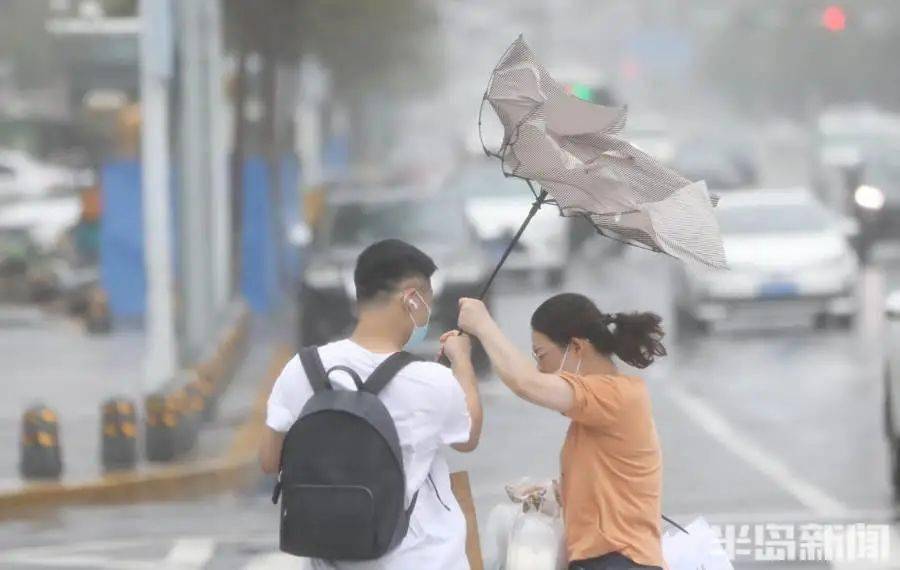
[404,291,431,350]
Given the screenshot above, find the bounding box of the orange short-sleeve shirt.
[557,372,665,568]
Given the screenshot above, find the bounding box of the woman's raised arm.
[457,298,575,413]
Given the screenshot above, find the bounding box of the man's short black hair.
[354,239,437,303]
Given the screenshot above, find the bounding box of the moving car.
[448,160,569,287]
[672,188,859,334]
[672,136,758,192]
[621,113,676,165]
[299,187,494,370]
[814,106,900,173]
[845,145,900,263]
[883,292,900,496]
[812,107,900,217]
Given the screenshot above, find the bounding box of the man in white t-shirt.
[260,239,483,570]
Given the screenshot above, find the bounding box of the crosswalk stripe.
[163,538,216,569]
[243,552,312,570]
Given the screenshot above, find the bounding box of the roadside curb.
[0,343,293,518]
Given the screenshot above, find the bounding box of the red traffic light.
[822,5,846,32]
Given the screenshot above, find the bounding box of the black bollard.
[85,287,112,334]
[19,404,63,480]
[191,368,217,422]
[100,398,138,472]
[170,386,200,456]
[144,393,178,462]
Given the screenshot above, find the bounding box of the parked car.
[0,149,90,202]
[0,195,86,304]
[672,188,859,334]
[447,160,569,287]
[299,187,495,371]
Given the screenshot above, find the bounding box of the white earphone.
[409,298,419,310]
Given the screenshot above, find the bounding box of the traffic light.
[822,5,846,32]
[565,83,594,102]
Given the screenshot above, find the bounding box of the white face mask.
[558,342,583,375]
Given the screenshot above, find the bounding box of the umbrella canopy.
[481,35,728,270]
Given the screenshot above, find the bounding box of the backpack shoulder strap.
[363,351,419,395]
[298,346,331,394]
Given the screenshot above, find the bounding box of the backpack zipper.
[271,470,282,504]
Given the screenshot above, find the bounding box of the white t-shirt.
[266,339,472,570]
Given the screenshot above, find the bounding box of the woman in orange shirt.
[445,293,667,570]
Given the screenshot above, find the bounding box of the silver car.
[883,291,900,494]
[673,188,859,334]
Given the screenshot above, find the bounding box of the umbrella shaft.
[478,189,548,300]
[437,188,547,367]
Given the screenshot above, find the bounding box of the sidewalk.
[0,309,145,488]
[0,305,292,506]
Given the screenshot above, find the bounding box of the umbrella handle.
[437,187,548,367]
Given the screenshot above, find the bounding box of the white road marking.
[1,552,158,569]
[0,538,156,566]
[163,538,216,569]
[667,382,850,517]
[243,552,312,570]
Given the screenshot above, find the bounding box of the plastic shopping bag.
[484,478,566,570]
[505,510,566,570]
[662,517,734,570]
[484,503,520,569]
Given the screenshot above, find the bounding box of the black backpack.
[271,346,420,560]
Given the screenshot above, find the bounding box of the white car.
[0,149,88,202]
[447,160,569,287]
[880,291,900,495]
[622,113,676,165]
[816,106,900,171]
[673,188,859,333]
[883,291,900,495]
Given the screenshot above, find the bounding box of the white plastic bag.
[505,510,566,570]
[662,517,734,570]
[484,503,520,569]
[484,478,566,570]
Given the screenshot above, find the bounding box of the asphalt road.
[3,240,900,569]
[5,123,900,569]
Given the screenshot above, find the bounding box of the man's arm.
[450,356,482,453]
[259,427,285,474]
[440,331,483,453]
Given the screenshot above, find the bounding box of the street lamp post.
[139,0,177,394]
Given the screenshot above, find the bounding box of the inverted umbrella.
[470,35,727,301]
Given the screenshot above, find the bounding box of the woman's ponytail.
[597,311,667,369]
